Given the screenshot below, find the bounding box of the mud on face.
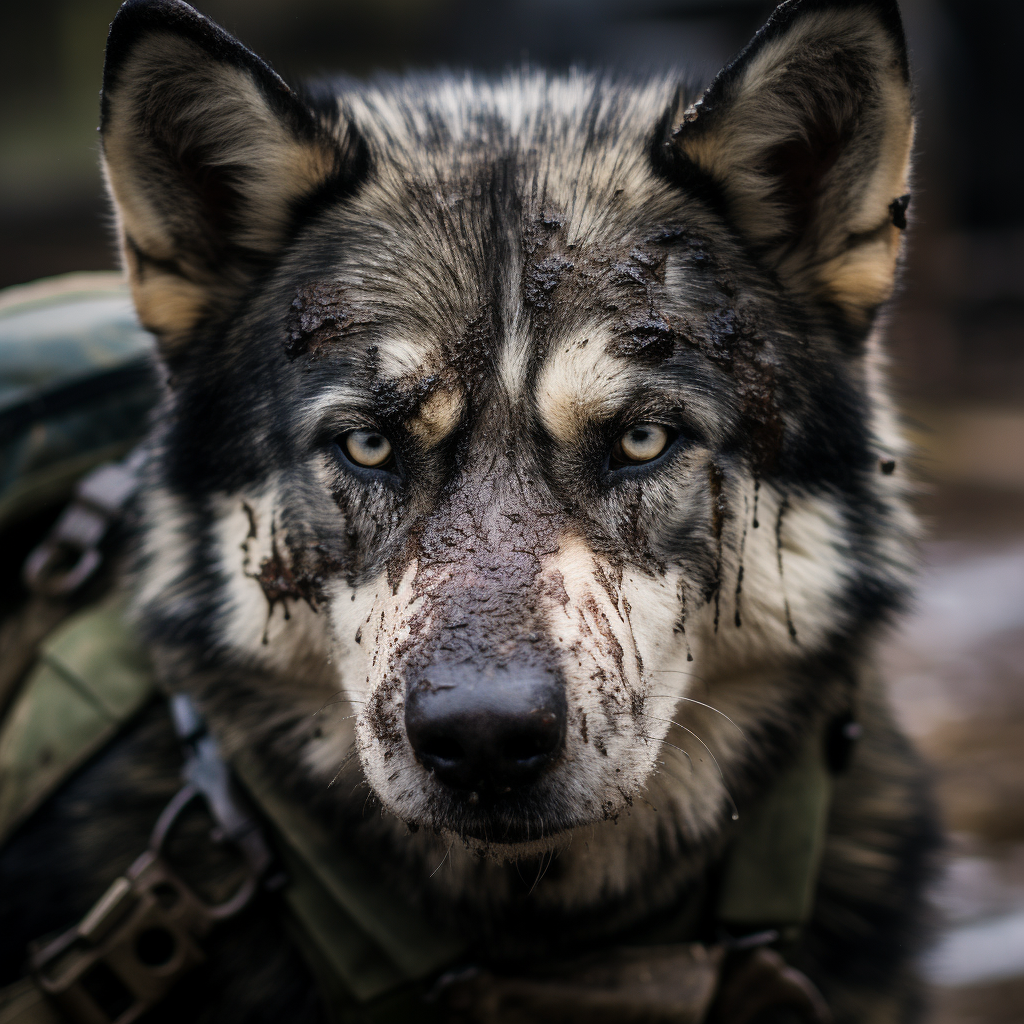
[329,444,693,846]
[198,103,878,850]
[300,201,727,847]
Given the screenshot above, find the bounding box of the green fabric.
[0,277,148,404]
[716,728,832,931]
[0,274,157,530]
[233,755,467,1005]
[0,598,155,845]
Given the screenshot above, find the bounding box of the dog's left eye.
[342,430,393,468]
[610,424,670,468]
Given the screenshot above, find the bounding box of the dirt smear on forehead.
[519,204,785,474]
[284,280,375,361]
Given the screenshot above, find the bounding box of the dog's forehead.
[292,159,719,441]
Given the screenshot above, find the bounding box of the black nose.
[405,666,566,794]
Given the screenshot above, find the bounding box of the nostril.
[502,730,552,764]
[419,736,464,765]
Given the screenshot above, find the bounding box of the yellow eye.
[344,430,393,468]
[613,424,670,466]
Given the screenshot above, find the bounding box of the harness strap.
[717,727,833,938]
[0,454,145,725]
[0,979,63,1024]
[435,944,725,1024]
[0,598,154,846]
[13,697,272,1024]
[232,753,466,1002]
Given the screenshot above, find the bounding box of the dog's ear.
[101,0,366,355]
[660,0,913,329]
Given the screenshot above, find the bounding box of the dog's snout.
[405,667,566,793]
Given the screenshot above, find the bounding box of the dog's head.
[105,0,915,851]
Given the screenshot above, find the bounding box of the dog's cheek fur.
[324,563,432,819]
[535,532,759,844]
[541,536,681,800]
[698,482,853,674]
[133,479,204,621]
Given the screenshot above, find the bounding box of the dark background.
[2,0,1023,408]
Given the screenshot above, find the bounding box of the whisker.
[528,849,554,894]
[318,713,360,725]
[314,695,366,716]
[645,695,747,741]
[658,737,694,770]
[328,743,360,788]
[647,757,692,790]
[430,842,453,878]
[639,717,739,818]
[661,720,739,822]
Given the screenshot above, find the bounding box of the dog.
[0,1,939,1021]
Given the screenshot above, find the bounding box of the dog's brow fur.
[534,329,638,442]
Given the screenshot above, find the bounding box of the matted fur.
[0,2,939,1022]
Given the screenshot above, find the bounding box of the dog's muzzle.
[405,664,566,794]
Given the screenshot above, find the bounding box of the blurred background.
[1,1,1022,1021]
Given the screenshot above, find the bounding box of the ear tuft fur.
[663,0,914,330]
[101,0,368,355]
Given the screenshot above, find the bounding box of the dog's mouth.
[419,781,575,845]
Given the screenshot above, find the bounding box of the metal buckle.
[29,699,272,1024]
[23,455,144,597]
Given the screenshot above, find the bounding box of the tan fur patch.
[102,32,344,354]
[673,7,914,321]
[127,270,207,345]
[535,330,636,443]
[406,386,465,444]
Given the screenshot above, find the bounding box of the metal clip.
[23,452,145,597]
[29,700,272,1024]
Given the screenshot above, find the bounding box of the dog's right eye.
[342,430,393,469]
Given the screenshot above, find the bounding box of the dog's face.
[105,0,915,852]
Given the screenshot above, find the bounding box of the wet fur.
[1,1,939,1021]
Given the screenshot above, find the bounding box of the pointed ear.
[661,0,913,329]
[100,0,367,355]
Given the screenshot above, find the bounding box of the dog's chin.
[407,786,586,851]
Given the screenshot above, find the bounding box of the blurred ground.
[881,475,1024,1023]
